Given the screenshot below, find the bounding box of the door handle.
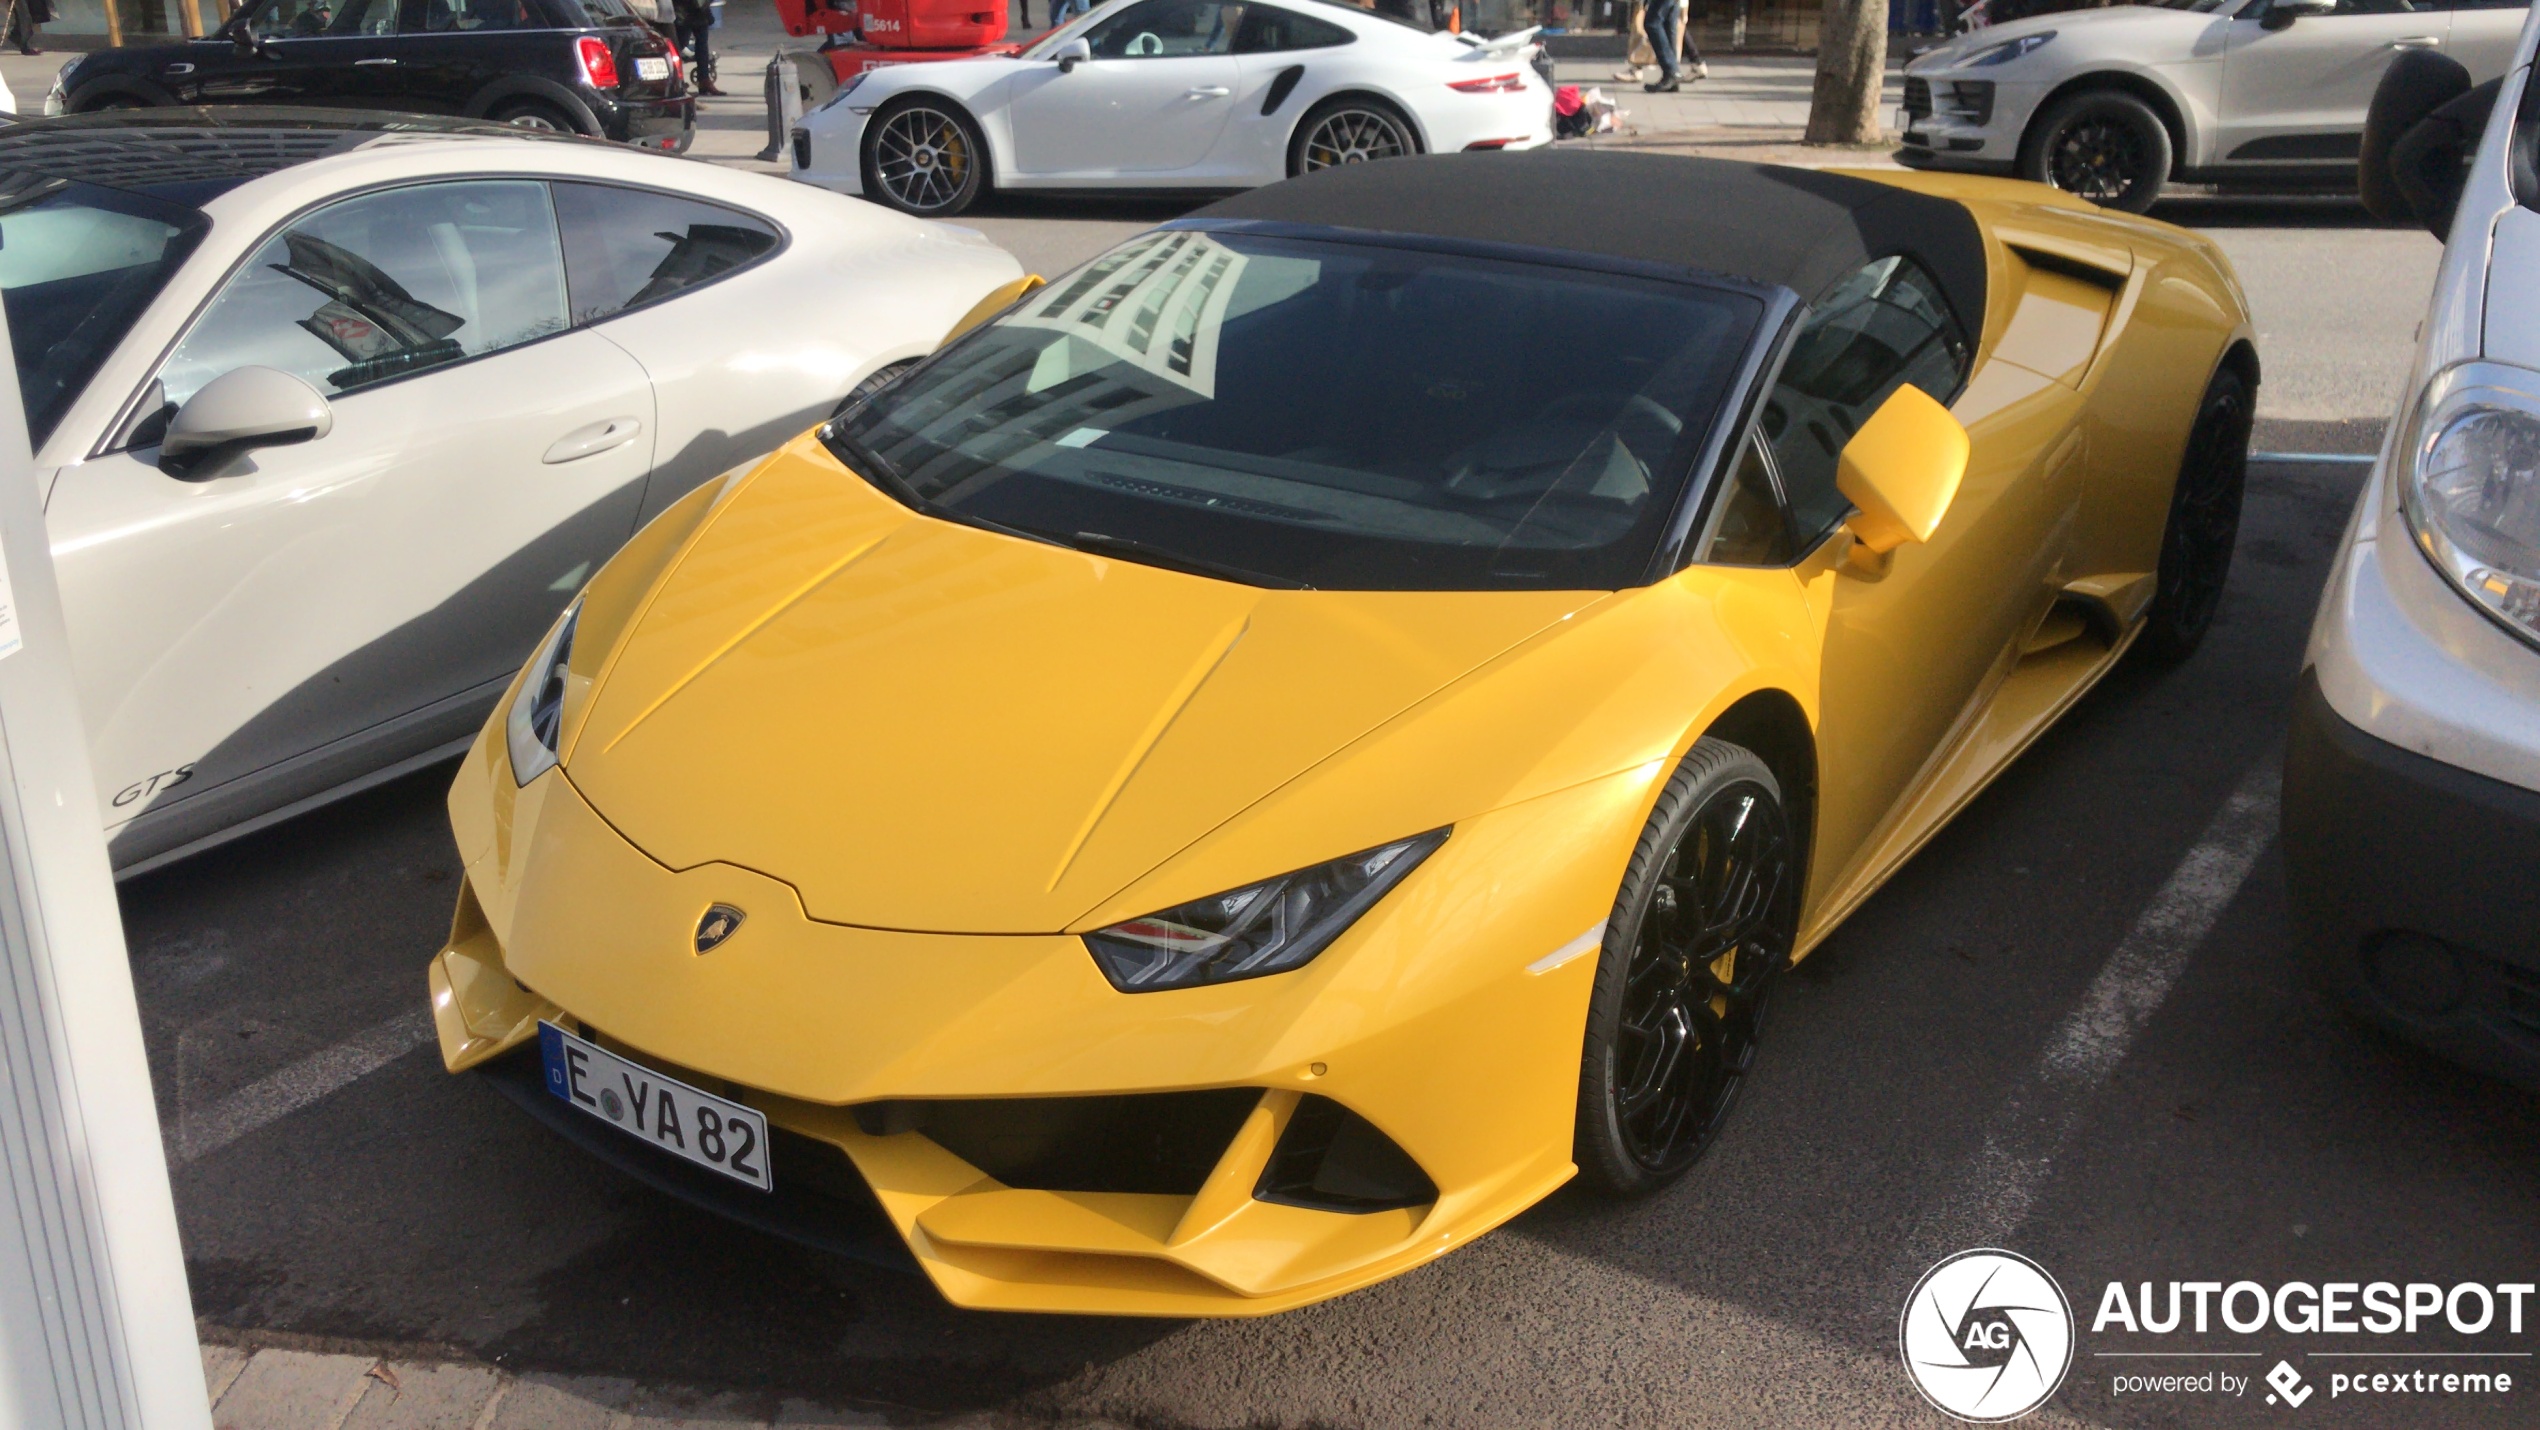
[355,56,398,65]
[1185,86,1231,98]
[2389,36,2440,49]
[163,62,195,75]
[542,417,642,464]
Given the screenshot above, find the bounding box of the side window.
[237,0,392,38]
[1085,0,1244,58]
[153,181,567,418]
[1762,255,1969,546]
[1702,432,1794,567]
[1234,4,1354,50]
[550,183,780,325]
[404,0,537,32]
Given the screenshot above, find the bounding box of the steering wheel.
[1128,31,1162,54]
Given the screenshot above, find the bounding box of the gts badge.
[113,763,196,808]
[694,903,746,954]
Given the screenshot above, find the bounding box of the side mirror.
[1834,385,1969,561]
[2260,0,2332,31]
[2361,49,2494,239]
[159,366,333,480]
[1053,38,1092,73]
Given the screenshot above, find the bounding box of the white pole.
[0,274,212,1424]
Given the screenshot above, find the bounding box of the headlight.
[506,601,579,786]
[1084,830,1448,992]
[815,72,867,114]
[2402,369,2540,648]
[1965,32,2053,66]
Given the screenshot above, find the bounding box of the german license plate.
[539,1022,770,1191]
[636,56,670,81]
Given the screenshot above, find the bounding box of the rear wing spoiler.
[1468,26,1541,56]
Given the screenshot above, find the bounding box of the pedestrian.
[2,0,47,56]
[1642,0,1682,91]
[674,0,721,96]
[1673,0,1708,83]
[1613,0,1655,82]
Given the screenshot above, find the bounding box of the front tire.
[1574,739,1799,1196]
[1288,95,1421,177]
[2019,89,2172,213]
[861,99,988,217]
[2136,363,2253,665]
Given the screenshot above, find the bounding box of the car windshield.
[0,179,206,448]
[828,230,1760,591]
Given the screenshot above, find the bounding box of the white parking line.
[177,1009,435,1166]
[1908,757,2282,1259]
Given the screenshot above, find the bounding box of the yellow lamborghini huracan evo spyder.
[428,154,2255,1315]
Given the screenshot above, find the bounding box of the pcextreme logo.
[1901,1249,2077,1422]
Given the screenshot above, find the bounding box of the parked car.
[46,0,695,151]
[2284,21,2540,1090]
[0,110,1025,875]
[427,152,2255,1315]
[1898,0,2529,213]
[788,0,1552,216]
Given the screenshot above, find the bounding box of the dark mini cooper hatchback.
[46,0,693,151]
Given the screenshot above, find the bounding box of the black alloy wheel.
[1576,739,1800,1194]
[1289,97,1418,176]
[862,100,987,217]
[2021,90,2172,214]
[2137,364,2254,665]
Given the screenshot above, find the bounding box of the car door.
[2215,0,2452,167]
[2444,0,2533,84]
[48,178,656,836]
[195,0,411,108]
[1006,0,1247,178]
[1738,257,2086,904]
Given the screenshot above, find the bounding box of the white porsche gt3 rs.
[1,110,1023,875]
[788,0,1554,216]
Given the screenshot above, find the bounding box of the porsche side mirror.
[1834,384,1969,564]
[160,366,333,480]
[1053,38,1092,72]
[2260,0,2331,31]
[943,272,1046,346]
[2361,49,2494,239]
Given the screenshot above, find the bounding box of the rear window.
[544,0,647,25]
[0,180,205,448]
[829,228,1762,591]
[551,183,781,324]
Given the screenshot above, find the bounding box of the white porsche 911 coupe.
[0,110,1023,874]
[788,0,1553,216]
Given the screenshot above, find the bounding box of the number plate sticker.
[539,1022,770,1191]
[636,55,670,80]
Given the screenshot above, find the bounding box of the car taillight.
[667,48,684,85]
[577,35,620,90]
[1447,72,1524,93]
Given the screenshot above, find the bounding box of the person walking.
[6,0,52,55]
[674,0,722,96]
[1673,0,1707,82]
[1642,0,1683,91]
[1613,0,1655,82]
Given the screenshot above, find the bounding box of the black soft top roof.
[1192,152,1989,335]
[0,109,580,207]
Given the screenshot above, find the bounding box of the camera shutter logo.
[1900,1249,2077,1422]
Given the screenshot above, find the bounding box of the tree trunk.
[1804,0,1890,146]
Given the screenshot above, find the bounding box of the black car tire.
[1288,94,1421,177]
[491,98,585,135]
[76,93,153,112]
[2136,363,2254,665]
[2019,89,2173,213]
[830,358,919,421]
[1574,738,1799,1197]
[860,98,989,217]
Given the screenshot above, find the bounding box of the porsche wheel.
[861,99,988,217]
[1576,739,1798,1195]
[2137,364,2253,665]
[1289,97,1420,177]
[2019,90,2172,214]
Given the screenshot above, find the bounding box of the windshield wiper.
[1069,531,1312,590]
[826,425,1067,550]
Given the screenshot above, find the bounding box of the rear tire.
[75,93,150,112]
[1287,95,1421,177]
[2136,363,2253,665]
[1574,739,1799,1196]
[491,99,584,135]
[2019,89,2172,213]
[860,98,988,217]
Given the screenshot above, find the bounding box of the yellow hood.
[564,446,1597,933]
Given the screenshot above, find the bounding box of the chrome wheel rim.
[1300,108,1411,171]
[505,112,565,132]
[2046,115,2143,205]
[873,106,973,212]
[1612,780,1795,1175]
